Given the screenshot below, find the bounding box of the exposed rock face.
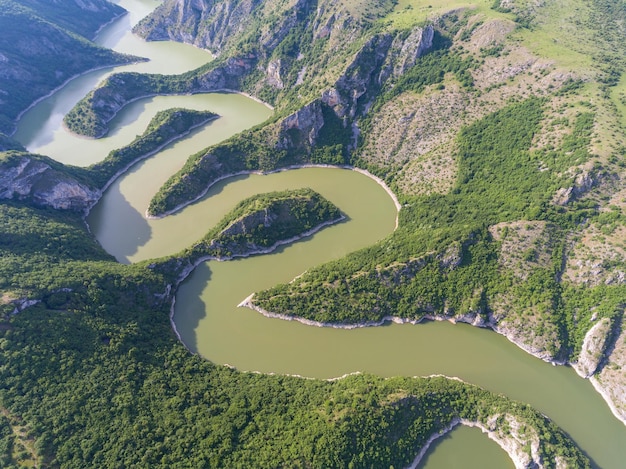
[595,313,626,422]
[277,100,324,150]
[207,208,280,255]
[490,294,564,363]
[462,416,547,469]
[553,169,598,206]
[466,18,516,52]
[266,59,284,89]
[379,25,435,82]
[573,317,612,378]
[0,153,100,211]
[195,55,256,90]
[134,0,261,53]
[489,220,554,280]
[133,0,311,56]
[271,25,434,153]
[322,33,393,119]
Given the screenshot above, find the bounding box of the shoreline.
[405,417,542,469]
[589,376,626,427]
[97,114,219,195]
[11,55,145,138]
[148,164,401,227]
[80,88,270,140]
[406,418,461,469]
[93,8,129,40]
[167,214,346,347]
[81,113,220,225]
[240,296,626,428]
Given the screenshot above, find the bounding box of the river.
[12,1,626,468]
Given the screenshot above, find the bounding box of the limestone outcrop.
[277,100,325,150]
[0,153,99,211]
[594,314,626,422]
[573,317,613,378]
[133,0,308,56]
[0,0,135,134]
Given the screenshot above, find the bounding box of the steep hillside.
[0,0,138,135]
[15,0,125,39]
[90,0,626,423]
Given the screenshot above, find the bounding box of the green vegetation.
[182,188,343,260]
[0,0,139,135]
[86,108,218,188]
[4,0,626,465]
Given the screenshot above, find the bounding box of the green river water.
[13,1,626,467]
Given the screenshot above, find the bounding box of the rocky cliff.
[134,0,314,58]
[0,152,99,211]
[71,0,433,145]
[134,0,262,53]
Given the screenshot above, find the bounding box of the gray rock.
[0,154,100,211]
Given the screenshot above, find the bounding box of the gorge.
[2,0,626,468]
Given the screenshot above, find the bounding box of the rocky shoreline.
[167,215,346,346]
[240,295,626,429]
[148,163,402,225]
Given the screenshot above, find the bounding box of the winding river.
[13,1,626,468]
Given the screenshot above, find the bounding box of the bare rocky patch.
[564,223,626,286]
[573,317,613,378]
[489,220,554,280]
[595,315,626,421]
[464,17,516,53]
[395,142,457,196]
[359,82,467,165]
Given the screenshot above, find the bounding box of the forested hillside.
[0,0,137,135]
[2,0,626,467]
[79,0,626,420]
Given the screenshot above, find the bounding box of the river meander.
[12,1,626,468]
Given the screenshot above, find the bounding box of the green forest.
[3,0,626,467]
